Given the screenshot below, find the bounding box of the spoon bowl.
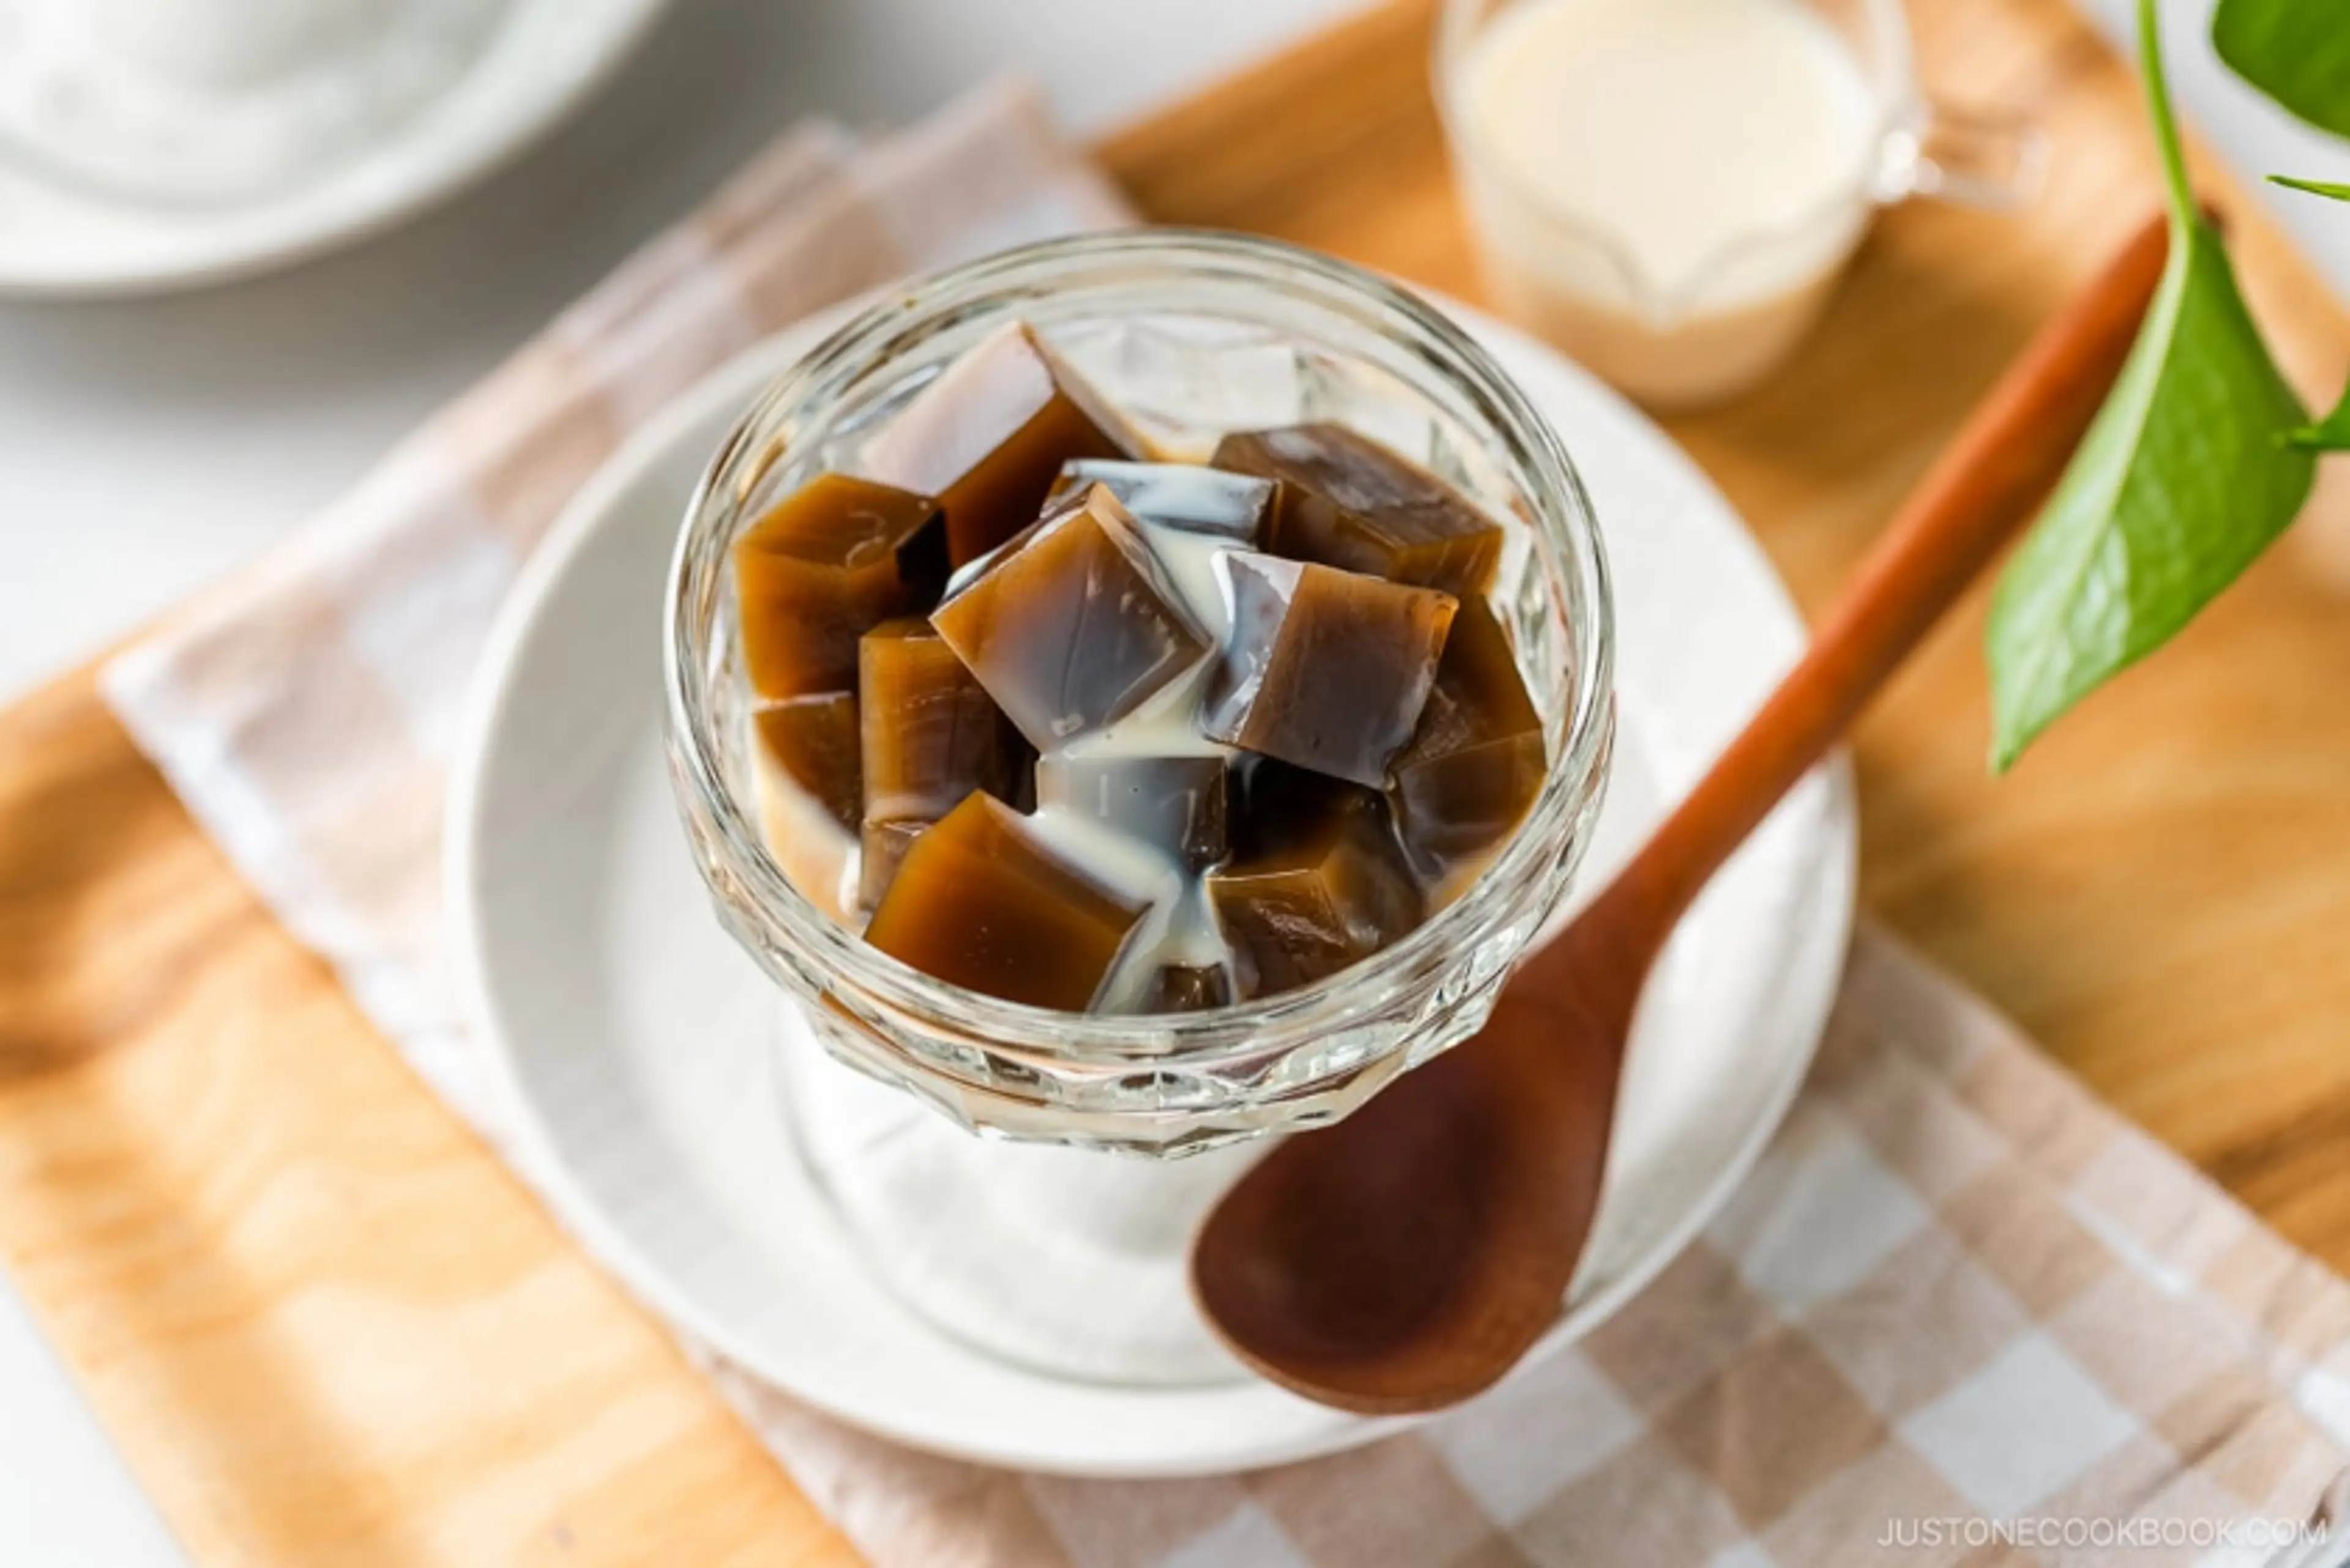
[1195,917,1632,1413]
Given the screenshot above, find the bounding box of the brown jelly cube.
[1211,423,1505,595]
[862,321,1142,569]
[753,693,861,833]
[856,617,1030,910]
[733,474,946,699]
[1390,595,1547,887]
[1035,752,1230,872]
[859,818,928,911]
[1201,553,1456,788]
[859,618,1026,824]
[931,484,1210,748]
[1208,760,1423,999]
[1053,458,1275,543]
[1142,963,1234,1013]
[864,794,1147,1011]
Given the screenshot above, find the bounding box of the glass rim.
[664,226,1616,1067]
[1431,0,1922,324]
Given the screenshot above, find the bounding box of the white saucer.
[446,302,1858,1477]
[0,0,669,297]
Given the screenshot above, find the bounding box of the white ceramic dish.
[446,301,1857,1478]
[0,0,670,297]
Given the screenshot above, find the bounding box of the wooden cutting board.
[2,0,2347,1561]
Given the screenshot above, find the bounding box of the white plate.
[0,0,669,297]
[447,302,1858,1478]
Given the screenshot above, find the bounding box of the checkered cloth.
[101,83,2349,1568]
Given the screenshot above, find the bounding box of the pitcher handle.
[1877,101,2050,211]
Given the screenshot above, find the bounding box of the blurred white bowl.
[0,0,671,297]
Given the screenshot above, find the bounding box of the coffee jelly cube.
[753,693,862,833]
[862,321,1143,569]
[859,618,1026,824]
[1053,458,1276,544]
[931,484,1210,747]
[1212,423,1505,595]
[856,618,1029,909]
[864,794,1148,1011]
[1142,963,1234,1013]
[1390,595,1547,887]
[1201,552,1455,788]
[733,473,946,700]
[1035,752,1231,872]
[1208,762,1423,999]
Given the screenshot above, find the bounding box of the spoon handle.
[1596,210,2173,945]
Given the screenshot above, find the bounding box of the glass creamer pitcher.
[1439,0,2046,408]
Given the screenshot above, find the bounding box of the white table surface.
[0,0,2341,1561]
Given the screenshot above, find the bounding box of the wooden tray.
[3,0,2348,1560]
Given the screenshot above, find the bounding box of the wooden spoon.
[1190,211,2175,1416]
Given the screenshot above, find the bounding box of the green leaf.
[2291,384,2350,452]
[2214,0,2350,137]
[2270,174,2350,203]
[1986,215,2313,769]
[1987,0,2315,769]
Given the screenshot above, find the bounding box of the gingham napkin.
[101,83,2350,1568]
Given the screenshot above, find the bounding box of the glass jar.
[665,230,1614,1386]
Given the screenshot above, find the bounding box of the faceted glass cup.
[664,231,1616,1383]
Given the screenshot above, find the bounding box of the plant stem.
[2138,0,2196,225]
